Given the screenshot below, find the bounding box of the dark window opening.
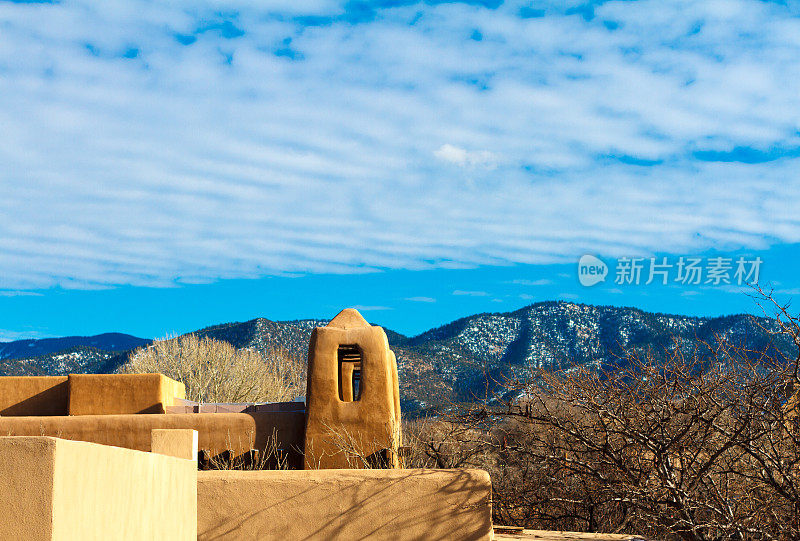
[338,344,363,402]
[352,369,361,400]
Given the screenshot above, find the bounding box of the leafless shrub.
[469,333,800,539]
[202,428,292,470]
[303,421,403,469]
[402,417,492,469]
[407,291,800,540]
[120,334,305,403]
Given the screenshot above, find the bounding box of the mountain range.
[1,301,793,413]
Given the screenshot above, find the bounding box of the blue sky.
[2,0,800,340]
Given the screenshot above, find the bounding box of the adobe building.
[0,308,495,540]
[0,309,403,471]
[304,308,402,469]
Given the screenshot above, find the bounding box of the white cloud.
[405,296,436,303]
[510,279,553,286]
[0,329,53,342]
[434,144,497,169]
[350,305,392,311]
[773,288,800,295]
[0,291,43,297]
[453,290,490,297]
[0,1,799,289]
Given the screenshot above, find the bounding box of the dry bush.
[485,354,765,539]
[304,420,403,469]
[120,334,305,403]
[201,429,292,471]
[402,417,492,469]
[465,331,800,540]
[407,290,800,540]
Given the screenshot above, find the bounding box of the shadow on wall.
[0,377,69,416]
[197,468,493,541]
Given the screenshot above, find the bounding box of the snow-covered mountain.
[0,332,148,361]
[2,302,792,412]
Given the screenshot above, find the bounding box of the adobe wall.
[0,373,186,416]
[197,468,493,540]
[0,376,69,416]
[0,436,196,540]
[0,411,304,457]
[68,373,186,415]
[304,309,402,469]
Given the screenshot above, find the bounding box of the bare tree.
[403,417,492,469]
[400,292,800,540]
[120,334,305,403]
[465,329,800,539]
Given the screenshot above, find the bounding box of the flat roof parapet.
[0,373,186,416]
[166,400,305,414]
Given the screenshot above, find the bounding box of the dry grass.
[303,420,403,469]
[120,334,305,403]
[201,428,293,470]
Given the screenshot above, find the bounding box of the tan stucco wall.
[0,411,304,456]
[151,428,198,461]
[0,373,186,416]
[0,436,196,540]
[68,373,186,415]
[0,376,69,416]
[197,468,493,540]
[304,309,402,469]
[0,437,56,539]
